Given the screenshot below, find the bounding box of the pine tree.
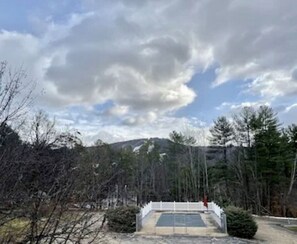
[232,107,257,209]
[210,116,234,163]
[209,116,234,201]
[285,124,297,196]
[252,106,282,212]
[233,107,256,147]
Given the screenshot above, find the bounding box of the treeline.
[86,106,297,218]
[75,105,297,218]
[209,106,297,216]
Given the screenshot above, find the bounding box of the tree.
[210,116,234,163]
[78,141,117,209]
[232,107,256,209]
[209,116,234,201]
[251,106,282,212]
[0,61,34,129]
[0,111,104,243]
[233,107,256,147]
[285,124,297,196]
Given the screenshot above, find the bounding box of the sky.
[0,0,297,144]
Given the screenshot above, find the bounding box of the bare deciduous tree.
[0,61,34,129]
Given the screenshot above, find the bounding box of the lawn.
[287,226,297,232]
[0,218,30,242]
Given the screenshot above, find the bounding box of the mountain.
[110,137,235,166]
[110,137,172,152]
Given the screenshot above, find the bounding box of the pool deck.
[136,211,228,237]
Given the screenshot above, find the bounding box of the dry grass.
[0,211,105,243]
[287,226,297,232]
[0,218,30,242]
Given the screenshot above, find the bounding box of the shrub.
[224,206,258,239]
[106,206,140,233]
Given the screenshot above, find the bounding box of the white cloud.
[216,101,271,112]
[27,0,297,103]
[2,0,297,142]
[285,103,297,113]
[216,101,297,127]
[278,103,297,126]
[52,106,205,144]
[122,111,157,126]
[0,30,42,72]
[105,105,129,116]
[248,72,297,98]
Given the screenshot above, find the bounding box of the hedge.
[105,206,140,233]
[225,206,258,239]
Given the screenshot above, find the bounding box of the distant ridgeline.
[110,137,235,166]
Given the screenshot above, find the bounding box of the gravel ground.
[96,233,257,244]
[254,217,297,244]
[83,213,297,244]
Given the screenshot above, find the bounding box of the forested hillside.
[107,112,297,218]
[208,107,297,216]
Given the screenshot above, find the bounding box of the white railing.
[138,201,224,229]
[151,201,209,212]
[208,202,223,227]
[141,201,152,219]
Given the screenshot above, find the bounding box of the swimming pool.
[156,213,206,227]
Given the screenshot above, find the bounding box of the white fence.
[141,201,152,219]
[138,201,226,231]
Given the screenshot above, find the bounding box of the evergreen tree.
[232,107,257,209]
[285,124,297,197]
[209,116,234,202]
[210,116,234,166]
[250,106,285,213]
[233,107,256,147]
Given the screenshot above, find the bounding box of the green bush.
[225,206,258,239]
[105,206,140,233]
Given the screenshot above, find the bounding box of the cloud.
[197,0,297,98]
[216,101,271,112]
[0,30,42,71]
[42,11,198,118]
[278,103,297,126]
[40,0,297,104]
[284,103,297,113]
[2,0,297,142]
[51,106,205,144]
[122,112,157,126]
[216,100,297,127]
[248,72,297,98]
[105,105,129,117]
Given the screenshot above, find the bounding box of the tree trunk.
[288,151,297,196]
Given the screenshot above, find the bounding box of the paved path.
[254,217,297,244]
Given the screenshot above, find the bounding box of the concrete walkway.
[137,211,227,237]
[254,217,297,244]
